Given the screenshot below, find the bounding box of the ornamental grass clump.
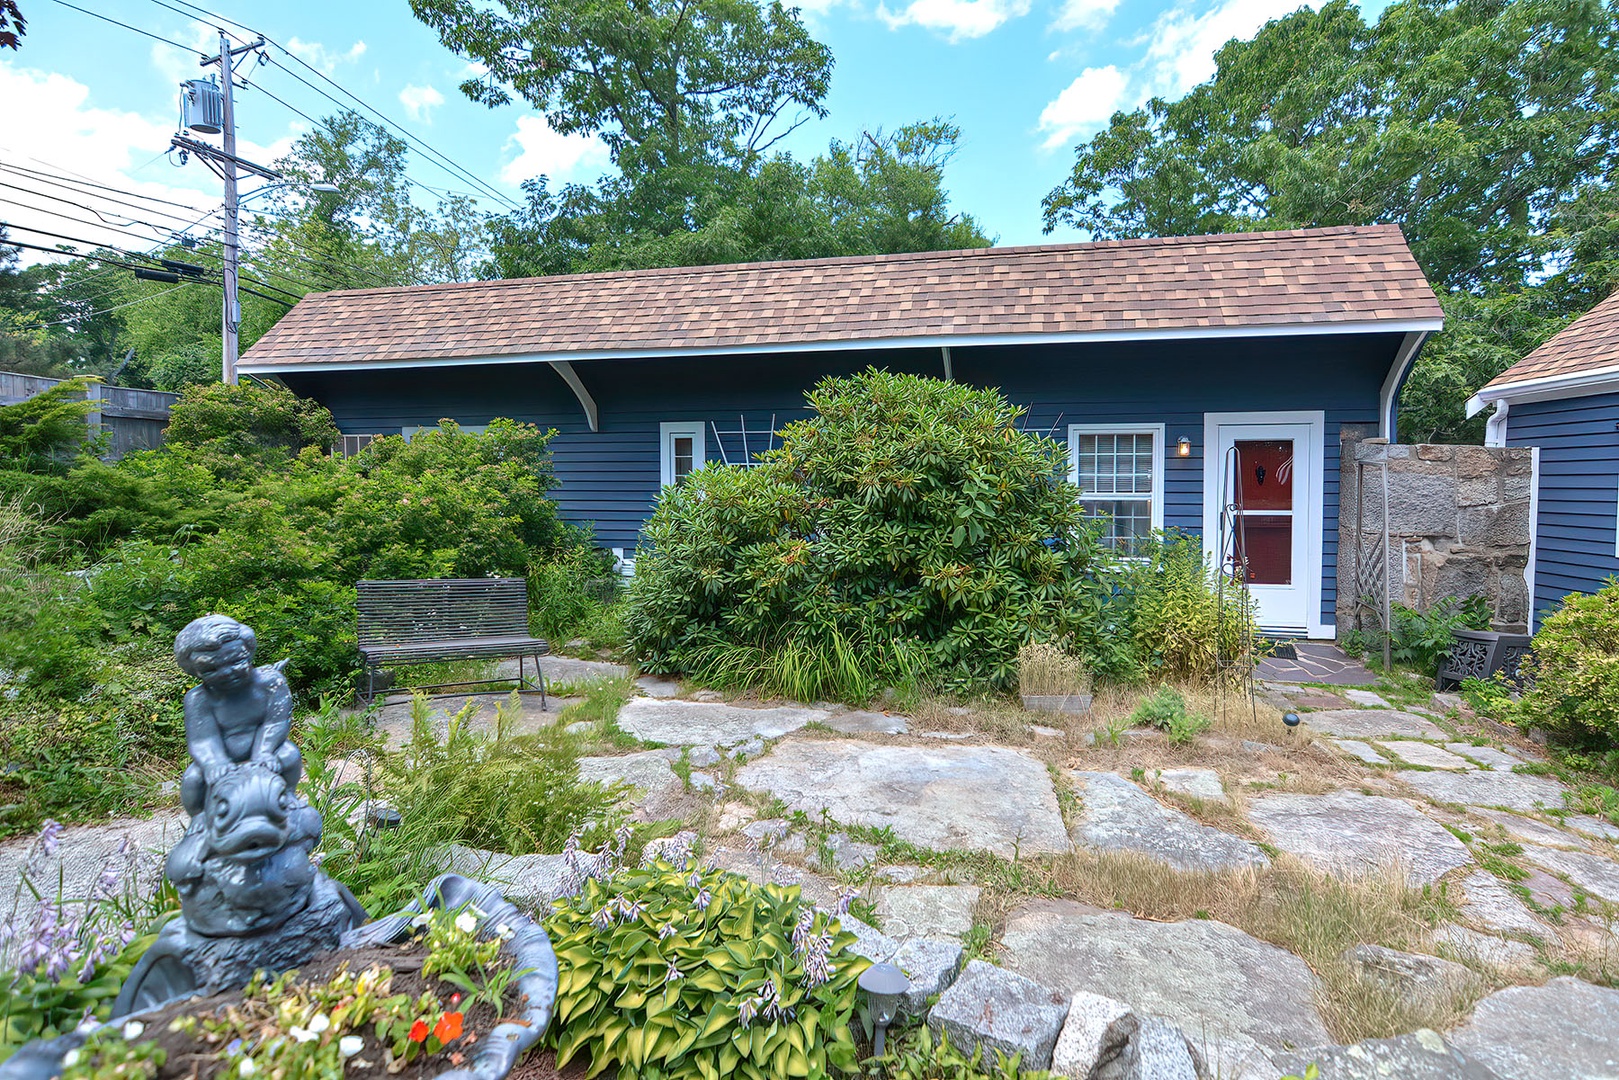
[625,369,1114,695]
[545,859,869,1080]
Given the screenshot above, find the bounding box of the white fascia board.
[1379,329,1430,438]
[1467,362,1619,417]
[239,317,1445,375]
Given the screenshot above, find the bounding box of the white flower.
[62,1050,81,1068]
[339,1036,364,1058]
[121,1021,144,1040]
[239,1058,257,1078]
[409,913,432,929]
[290,1026,317,1044]
[494,922,514,940]
[454,911,477,934]
[307,1013,330,1035]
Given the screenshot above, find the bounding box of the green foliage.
[3,934,157,1060]
[625,370,1114,695]
[1518,580,1619,746]
[0,378,102,473]
[164,380,340,463]
[1115,534,1258,684]
[1458,675,1517,721]
[1130,685,1211,744]
[865,1025,1056,1080]
[527,544,618,641]
[1040,0,1619,442]
[1353,598,1492,676]
[545,861,868,1080]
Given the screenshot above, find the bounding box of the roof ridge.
[293,224,1407,303]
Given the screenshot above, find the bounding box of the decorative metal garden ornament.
[111,615,366,1016]
[858,961,910,1057]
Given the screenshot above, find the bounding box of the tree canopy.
[1042,0,1619,441]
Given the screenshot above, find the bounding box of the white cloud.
[1037,65,1129,148]
[0,61,301,263]
[1052,0,1119,31]
[398,84,445,123]
[498,114,609,186]
[149,25,220,89]
[1143,0,1317,97]
[876,0,1032,41]
[283,37,367,74]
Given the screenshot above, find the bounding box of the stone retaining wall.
[1336,429,1532,633]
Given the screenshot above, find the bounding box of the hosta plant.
[545,861,869,1080]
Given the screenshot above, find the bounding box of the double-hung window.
[660,422,705,487]
[1069,424,1165,557]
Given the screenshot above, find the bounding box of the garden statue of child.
[174,614,301,818]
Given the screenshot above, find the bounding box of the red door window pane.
[1234,440,1293,585]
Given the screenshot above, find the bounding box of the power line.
[33,283,189,328]
[0,161,217,215]
[43,0,199,52]
[143,0,520,210]
[5,239,292,309]
[3,222,307,301]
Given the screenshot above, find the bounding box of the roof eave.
[241,316,1445,374]
[1467,361,1619,417]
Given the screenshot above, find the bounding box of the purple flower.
[24,820,63,876]
[736,997,758,1029]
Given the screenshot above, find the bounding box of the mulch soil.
[128,941,576,1080]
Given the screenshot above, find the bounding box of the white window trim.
[401,423,489,441]
[1068,423,1167,545]
[660,421,706,488]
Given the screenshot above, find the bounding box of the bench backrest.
[357,578,533,646]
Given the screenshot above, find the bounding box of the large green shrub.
[0,378,102,474]
[625,370,1114,693]
[1114,533,1258,684]
[1517,580,1619,746]
[163,380,340,464]
[546,861,867,1080]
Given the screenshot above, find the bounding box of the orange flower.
[433,1012,464,1043]
[408,1020,429,1043]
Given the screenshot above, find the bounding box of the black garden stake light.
[1283,711,1302,737]
[858,961,909,1057]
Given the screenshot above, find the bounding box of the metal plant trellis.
[1214,444,1260,726]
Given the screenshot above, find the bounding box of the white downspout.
[1484,398,1509,448]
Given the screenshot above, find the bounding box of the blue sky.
[1,0,1389,266]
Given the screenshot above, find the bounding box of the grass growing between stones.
[554,677,642,749]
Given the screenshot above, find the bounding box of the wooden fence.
[0,371,178,459]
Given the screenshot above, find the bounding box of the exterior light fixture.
[1177,436,1192,457]
[858,962,910,1058]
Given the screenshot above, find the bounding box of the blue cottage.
[240,224,1442,640]
[1468,288,1619,630]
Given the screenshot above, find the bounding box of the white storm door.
[1203,413,1324,637]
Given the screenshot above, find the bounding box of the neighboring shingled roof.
[240,224,1440,371]
[1478,289,1619,397]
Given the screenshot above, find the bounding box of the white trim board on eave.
[239,318,1445,375]
[1467,363,1619,416]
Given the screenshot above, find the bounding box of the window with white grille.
[1069,424,1166,556]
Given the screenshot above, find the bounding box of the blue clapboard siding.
[280,332,1399,631]
[1506,392,1619,622]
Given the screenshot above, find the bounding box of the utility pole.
[174,32,274,385]
[219,29,240,385]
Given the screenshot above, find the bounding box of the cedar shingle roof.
[240,224,1440,371]
[1478,289,1619,396]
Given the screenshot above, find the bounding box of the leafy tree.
[0,0,23,50]
[1041,0,1619,441]
[411,0,833,179]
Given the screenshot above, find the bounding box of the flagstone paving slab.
[1473,809,1586,850]
[1449,977,1619,1080]
[1381,740,1477,770]
[616,697,831,746]
[1332,738,1389,764]
[577,749,685,818]
[1520,844,1619,904]
[825,709,909,735]
[874,884,980,942]
[1247,790,1473,885]
[1069,771,1269,873]
[928,960,1070,1071]
[1566,814,1619,843]
[1153,766,1227,802]
[1273,1031,1503,1080]
[1445,744,1524,771]
[734,738,1072,858]
[1433,925,1538,972]
[998,899,1332,1052]
[1304,709,1447,739]
[1400,768,1568,814]
[1457,871,1543,936]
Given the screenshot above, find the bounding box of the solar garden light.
[858,962,909,1057]
[1283,711,1302,737]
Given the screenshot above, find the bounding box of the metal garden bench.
[356,578,549,705]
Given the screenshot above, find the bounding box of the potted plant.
[1018,641,1093,715]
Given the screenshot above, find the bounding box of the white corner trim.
[1528,446,1541,634]
[1468,362,1619,417]
[239,317,1447,375]
[1483,398,1509,448]
[1379,330,1429,439]
[1200,411,1329,639]
[547,360,599,432]
[659,421,705,488]
[1067,423,1167,532]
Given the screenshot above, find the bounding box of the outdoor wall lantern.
[858,962,910,1057]
[1177,436,1192,457]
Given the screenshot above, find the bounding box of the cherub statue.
[173,614,301,818]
